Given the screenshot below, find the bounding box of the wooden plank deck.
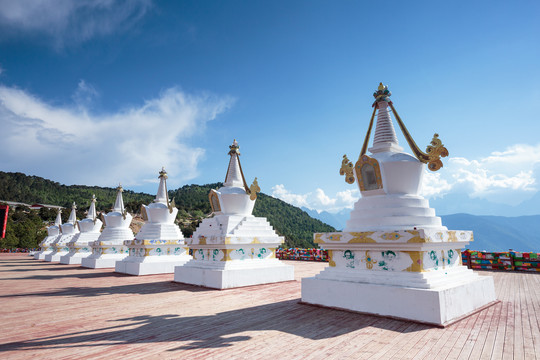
[0,253,539,359]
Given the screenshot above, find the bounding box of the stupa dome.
[212,139,257,215]
[60,202,80,235]
[77,195,103,233]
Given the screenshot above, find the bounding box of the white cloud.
[72,80,99,107]
[273,144,540,212]
[421,171,453,198]
[0,0,152,47]
[271,185,359,213]
[271,184,309,208]
[421,144,540,205]
[0,83,234,189]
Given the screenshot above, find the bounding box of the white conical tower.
[115,168,191,276]
[224,140,247,189]
[303,83,496,326]
[214,140,255,216]
[175,139,294,289]
[44,202,80,262]
[54,209,62,227]
[34,208,63,260]
[369,89,403,154]
[66,202,77,224]
[87,195,97,220]
[113,183,125,212]
[154,167,170,204]
[82,184,135,269]
[61,195,103,264]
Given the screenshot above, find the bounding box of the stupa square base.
[34,251,52,260]
[174,261,294,289]
[81,255,126,269]
[115,255,192,276]
[44,252,68,262]
[59,253,91,265]
[301,275,496,326]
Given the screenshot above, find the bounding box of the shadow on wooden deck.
[1,299,425,352]
[0,279,213,298]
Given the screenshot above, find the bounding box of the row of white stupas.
[33,83,497,326]
[34,139,293,288]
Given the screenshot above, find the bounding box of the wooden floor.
[1,254,539,359]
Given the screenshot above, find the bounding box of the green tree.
[1,218,19,249]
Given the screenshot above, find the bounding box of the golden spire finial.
[229,139,240,155]
[159,167,168,179]
[373,83,391,103]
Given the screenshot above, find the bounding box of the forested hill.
[169,183,335,248]
[0,171,334,248]
[0,172,154,211]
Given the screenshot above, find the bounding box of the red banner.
[0,205,8,239]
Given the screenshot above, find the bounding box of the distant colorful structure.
[0,205,8,239]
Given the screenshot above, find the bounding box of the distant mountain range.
[301,207,350,231]
[303,207,540,252]
[430,192,540,217]
[442,214,540,252]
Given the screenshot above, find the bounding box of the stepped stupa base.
[174,259,294,289]
[114,239,191,275]
[82,254,127,269]
[82,242,129,268]
[115,255,192,276]
[301,275,496,326]
[60,244,93,264]
[304,228,497,326]
[44,251,68,262]
[59,252,92,265]
[35,251,53,260]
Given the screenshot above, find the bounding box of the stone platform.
[115,239,191,276]
[81,241,129,269]
[175,246,294,289]
[59,233,96,265]
[301,229,497,326]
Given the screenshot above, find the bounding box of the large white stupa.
[301,83,497,326]
[82,184,133,269]
[44,202,79,262]
[174,140,294,289]
[115,168,191,275]
[34,209,62,260]
[60,195,103,265]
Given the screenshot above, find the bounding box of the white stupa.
[44,202,79,262]
[301,83,497,326]
[82,184,133,269]
[60,195,103,264]
[34,209,62,260]
[174,140,294,289]
[115,168,191,275]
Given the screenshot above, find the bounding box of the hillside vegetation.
[0,171,334,249]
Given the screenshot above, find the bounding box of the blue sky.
[1,0,539,216]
